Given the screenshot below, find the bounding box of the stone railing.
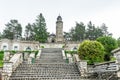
[66,54,73,63]
[93,61,118,73]
[10,53,23,71]
[3,52,11,61]
[72,54,88,77]
[28,53,35,64]
[62,50,66,59]
[2,53,23,80]
[36,49,41,59]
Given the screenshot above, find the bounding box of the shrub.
[97,36,118,61]
[78,40,105,64]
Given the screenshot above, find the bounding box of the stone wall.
[0,39,81,51]
[0,39,39,51]
[40,43,64,48]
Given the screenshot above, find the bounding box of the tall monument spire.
[56,15,64,43]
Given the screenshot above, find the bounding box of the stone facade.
[56,15,64,43]
[0,39,39,51]
[0,39,80,51]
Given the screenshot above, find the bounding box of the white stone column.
[37,49,41,59]
[28,53,35,64]
[66,54,73,63]
[24,52,29,60]
[74,54,80,62]
[4,52,10,61]
[62,50,66,59]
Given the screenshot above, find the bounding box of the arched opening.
[13,43,19,51]
[14,46,18,51]
[26,47,31,51]
[3,45,7,51]
[51,38,55,43]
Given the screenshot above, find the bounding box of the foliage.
[0,51,4,67]
[64,32,71,41]
[117,37,120,47]
[0,32,2,39]
[78,40,105,64]
[97,36,118,61]
[24,23,35,40]
[100,23,112,36]
[86,21,96,40]
[40,46,44,48]
[34,13,48,43]
[2,20,22,40]
[70,22,85,41]
[0,60,3,67]
[65,21,111,41]
[65,50,77,55]
[110,56,116,61]
[69,22,86,41]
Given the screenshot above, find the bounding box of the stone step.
[9,48,80,80]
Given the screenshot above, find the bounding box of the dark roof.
[49,33,56,36]
[57,15,62,21]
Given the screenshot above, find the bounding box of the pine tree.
[2,20,22,40]
[34,13,48,43]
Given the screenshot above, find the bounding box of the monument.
[56,15,64,43]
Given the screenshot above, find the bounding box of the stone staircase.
[9,48,81,80]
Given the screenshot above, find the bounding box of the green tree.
[100,23,112,36]
[2,20,22,40]
[34,13,48,43]
[94,27,104,39]
[78,40,105,64]
[100,23,108,36]
[64,32,71,41]
[70,22,85,41]
[117,37,120,47]
[86,21,96,40]
[25,23,35,40]
[0,32,2,39]
[97,36,118,61]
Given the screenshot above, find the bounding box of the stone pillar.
[2,62,13,80]
[77,61,87,77]
[28,53,35,64]
[4,52,10,61]
[62,50,66,59]
[24,52,29,60]
[37,49,41,59]
[28,57,32,64]
[73,54,80,62]
[66,54,73,63]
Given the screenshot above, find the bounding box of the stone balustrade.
[3,52,10,61]
[36,49,41,59]
[62,50,66,59]
[73,54,80,62]
[66,54,73,63]
[72,54,87,77]
[24,52,29,60]
[9,48,81,80]
[28,53,35,64]
[76,61,87,77]
[9,53,23,71]
[2,53,23,80]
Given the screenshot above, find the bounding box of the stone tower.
[56,15,64,43]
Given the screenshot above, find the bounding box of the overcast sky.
[0,0,120,38]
